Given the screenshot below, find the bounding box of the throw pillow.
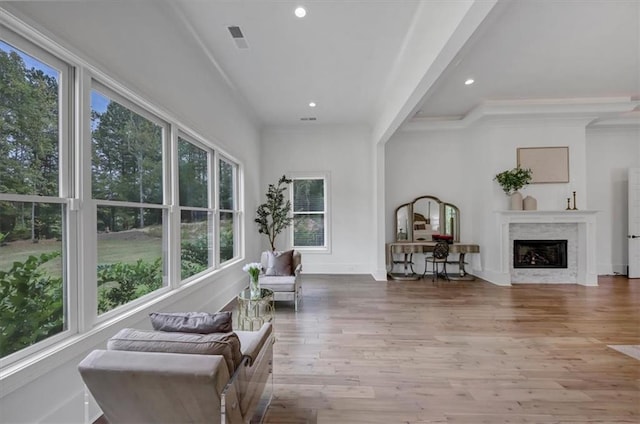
[265,250,294,276]
[107,328,242,374]
[149,311,232,334]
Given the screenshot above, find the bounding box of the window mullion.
[168,125,180,288]
[213,152,220,267]
[78,70,97,332]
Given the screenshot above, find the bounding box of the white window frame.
[218,156,240,264]
[89,80,171,321]
[0,29,77,366]
[0,17,245,370]
[289,172,331,253]
[176,132,217,283]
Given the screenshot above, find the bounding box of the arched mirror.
[412,196,441,241]
[442,202,460,241]
[394,195,460,242]
[394,203,410,240]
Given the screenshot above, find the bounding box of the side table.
[237,287,275,331]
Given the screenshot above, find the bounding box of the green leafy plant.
[181,235,209,279]
[97,258,162,313]
[255,175,293,251]
[494,167,533,195]
[0,252,63,357]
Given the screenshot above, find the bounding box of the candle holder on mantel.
[566,191,578,210]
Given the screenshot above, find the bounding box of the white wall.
[260,125,374,274]
[0,5,262,423]
[586,126,640,275]
[385,129,474,242]
[386,117,636,282]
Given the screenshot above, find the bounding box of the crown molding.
[402,97,640,131]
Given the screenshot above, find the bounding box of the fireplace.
[513,240,568,269]
[498,211,597,285]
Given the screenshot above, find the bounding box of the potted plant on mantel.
[494,166,533,210]
[255,175,293,251]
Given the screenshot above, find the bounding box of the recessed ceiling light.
[464,78,475,85]
[294,7,306,18]
[309,102,316,108]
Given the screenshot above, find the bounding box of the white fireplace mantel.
[495,210,598,286]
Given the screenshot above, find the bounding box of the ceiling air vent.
[227,26,249,49]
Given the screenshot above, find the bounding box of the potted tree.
[494,167,533,210]
[255,175,293,250]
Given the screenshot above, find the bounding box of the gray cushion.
[107,328,242,373]
[149,311,232,334]
[265,250,294,276]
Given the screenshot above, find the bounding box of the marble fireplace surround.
[496,210,598,286]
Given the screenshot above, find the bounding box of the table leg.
[448,252,476,281]
[403,253,416,276]
[388,251,420,280]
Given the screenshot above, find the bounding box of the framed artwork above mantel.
[517,146,569,183]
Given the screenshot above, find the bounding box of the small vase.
[523,195,537,211]
[250,277,261,299]
[510,191,523,210]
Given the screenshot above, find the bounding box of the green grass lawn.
[0,235,162,274]
[98,238,162,265]
[0,239,63,274]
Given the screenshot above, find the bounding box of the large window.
[0,26,243,364]
[178,136,213,280]
[0,37,71,358]
[91,86,168,314]
[291,175,329,250]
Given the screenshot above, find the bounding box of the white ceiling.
[4,0,639,132]
[170,0,423,126]
[414,0,640,120]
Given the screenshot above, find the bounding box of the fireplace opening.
[513,240,568,269]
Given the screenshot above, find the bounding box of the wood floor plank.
[263,275,640,423]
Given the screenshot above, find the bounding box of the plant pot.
[510,191,523,210]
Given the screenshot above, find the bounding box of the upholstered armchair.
[78,320,275,424]
[259,250,302,311]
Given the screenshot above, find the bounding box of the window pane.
[293,179,324,212]
[219,160,234,210]
[178,138,208,208]
[294,214,325,247]
[91,90,163,203]
[219,212,235,262]
[0,41,60,197]
[97,206,164,314]
[181,209,212,280]
[0,201,65,358]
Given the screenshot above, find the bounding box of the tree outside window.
[292,178,326,248]
[91,87,166,314]
[0,40,67,358]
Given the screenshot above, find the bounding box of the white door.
[629,168,640,278]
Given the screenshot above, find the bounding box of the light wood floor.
[263,275,640,424]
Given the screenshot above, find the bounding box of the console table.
[386,241,480,281]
